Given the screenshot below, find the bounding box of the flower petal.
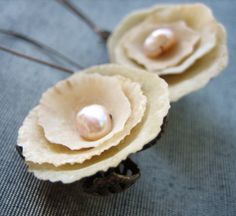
[24,64,170,183]
[18,74,147,166]
[163,24,228,102]
[108,3,228,101]
[122,21,200,71]
[38,74,131,150]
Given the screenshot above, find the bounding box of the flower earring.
[108,3,228,102]
[1,1,228,196]
[17,64,169,195]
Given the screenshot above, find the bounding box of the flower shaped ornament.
[17,64,170,184]
[108,4,228,102]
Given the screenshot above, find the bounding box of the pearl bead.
[143,28,177,58]
[76,104,112,141]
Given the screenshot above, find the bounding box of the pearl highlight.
[143,28,177,58]
[76,104,112,141]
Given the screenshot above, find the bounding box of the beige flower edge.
[26,64,170,183]
[108,3,228,102]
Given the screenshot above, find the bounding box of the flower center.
[143,28,177,58]
[76,104,112,141]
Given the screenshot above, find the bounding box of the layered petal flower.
[108,3,228,102]
[17,64,170,183]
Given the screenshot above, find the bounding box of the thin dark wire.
[56,0,111,41]
[0,28,83,69]
[0,45,74,74]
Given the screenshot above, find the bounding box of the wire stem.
[0,45,74,74]
[0,28,82,69]
[56,0,111,41]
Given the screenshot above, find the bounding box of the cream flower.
[17,64,170,184]
[108,3,228,102]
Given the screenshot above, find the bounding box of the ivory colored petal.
[108,3,228,101]
[122,21,200,72]
[26,64,170,183]
[17,75,146,166]
[163,24,228,102]
[38,73,131,150]
[108,3,216,75]
[161,23,217,75]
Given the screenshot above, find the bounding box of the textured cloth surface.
[0,0,235,215]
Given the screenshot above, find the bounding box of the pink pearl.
[143,28,177,58]
[76,104,112,141]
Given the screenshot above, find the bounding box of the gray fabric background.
[0,0,235,215]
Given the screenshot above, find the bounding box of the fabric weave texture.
[0,0,235,215]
